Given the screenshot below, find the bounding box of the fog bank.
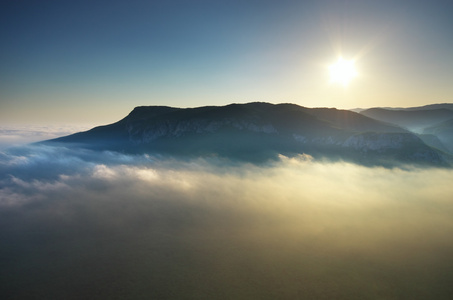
[0,125,92,150]
[1,146,453,299]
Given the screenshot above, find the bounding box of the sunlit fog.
[1,143,452,299]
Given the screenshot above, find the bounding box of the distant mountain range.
[351,103,453,113]
[44,102,453,167]
[381,103,453,111]
[358,104,453,154]
[360,108,453,133]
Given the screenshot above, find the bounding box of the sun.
[329,57,357,86]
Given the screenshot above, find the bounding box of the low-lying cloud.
[1,144,453,299]
[0,124,93,150]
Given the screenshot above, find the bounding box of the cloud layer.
[0,124,92,150]
[1,144,453,299]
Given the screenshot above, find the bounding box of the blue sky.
[1,0,453,125]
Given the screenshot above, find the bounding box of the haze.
[1,145,453,299]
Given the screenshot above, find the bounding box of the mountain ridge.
[45,102,451,167]
[360,107,453,132]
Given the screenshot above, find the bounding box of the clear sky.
[1,0,453,125]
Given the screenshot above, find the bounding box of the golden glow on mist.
[329,57,358,86]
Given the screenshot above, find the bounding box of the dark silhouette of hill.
[349,103,453,114]
[393,103,453,111]
[44,102,450,167]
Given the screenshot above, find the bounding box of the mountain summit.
[45,102,450,166]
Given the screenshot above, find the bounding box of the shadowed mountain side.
[302,107,406,133]
[417,134,451,154]
[360,108,453,133]
[45,103,450,167]
[424,118,453,153]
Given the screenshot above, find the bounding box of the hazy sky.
[1,0,453,125]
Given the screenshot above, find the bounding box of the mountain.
[423,118,453,153]
[45,102,450,167]
[350,103,453,114]
[360,108,453,133]
[393,103,453,111]
[358,104,453,154]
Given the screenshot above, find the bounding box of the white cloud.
[1,145,453,299]
[0,124,93,149]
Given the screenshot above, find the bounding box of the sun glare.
[329,57,357,86]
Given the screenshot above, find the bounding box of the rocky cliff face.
[341,132,446,165]
[125,118,278,144]
[343,133,418,152]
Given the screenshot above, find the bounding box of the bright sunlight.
[329,57,358,86]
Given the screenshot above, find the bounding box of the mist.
[1,145,453,299]
[0,125,92,150]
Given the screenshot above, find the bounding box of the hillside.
[424,118,453,153]
[360,108,453,133]
[45,102,449,166]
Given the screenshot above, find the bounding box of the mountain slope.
[360,108,453,133]
[398,103,453,111]
[423,118,453,153]
[46,102,449,166]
